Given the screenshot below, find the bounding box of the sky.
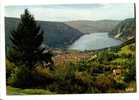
[5,4,134,22]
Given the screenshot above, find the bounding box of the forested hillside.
[5,17,121,49]
[110,18,136,41]
[5,17,84,48]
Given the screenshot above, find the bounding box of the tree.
[10,9,45,70]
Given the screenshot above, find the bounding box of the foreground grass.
[7,86,55,95]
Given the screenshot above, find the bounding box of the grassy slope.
[65,20,120,33]
[7,39,136,94]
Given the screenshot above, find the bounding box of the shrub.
[78,60,91,71]
[112,81,128,90]
[33,63,77,93]
[8,66,33,88]
[66,62,77,78]
[124,59,136,82]
[124,67,136,82]
[89,63,111,76]
[94,74,114,93]
[55,71,94,94]
[6,59,16,80]
[91,64,104,74]
[75,71,93,86]
[96,50,117,63]
[129,44,135,51]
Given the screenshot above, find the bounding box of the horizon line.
[5,16,135,22]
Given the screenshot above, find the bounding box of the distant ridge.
[5,17,121,49]
[110,18,135,41]
[5,17,84,49]
[65,20,120,33]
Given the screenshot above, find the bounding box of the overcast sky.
[5,4,134,22]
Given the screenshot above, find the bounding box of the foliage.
[7,66,32,88]
[124,59,136,82]
[78,59,91,71]
[9,9,44,70]
[96,50,118,63]
[6,59,17,80]
[111,18,135,41]
[93,74,114,93]
[112,81,128,90]
[7,9,55,88]
[5,17,84,49]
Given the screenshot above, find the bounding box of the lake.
[69,32,122,51]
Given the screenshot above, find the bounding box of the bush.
[7,48,23,66]
[34,62,95,94]
[91,64,104,74]
[112,81,128,90]
[94,75,114,93]
[78,60,91,71]
[124,67,136,82]
[75,71,92,86]
[6,59,16,80]
[129,44,135,51]
[96,50,117,63]
[8,66,33,88]
[54,71,94,94]
[89,63,111,76]
[124,58,136,82]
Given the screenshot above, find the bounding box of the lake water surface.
[69,32,122,51]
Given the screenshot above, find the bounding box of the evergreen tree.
[10,9,45,70]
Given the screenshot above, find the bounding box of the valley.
[5,17,120,49]
[6,16,136,94]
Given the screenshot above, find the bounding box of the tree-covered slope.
[110,18,136,41]
[5,17,84,49]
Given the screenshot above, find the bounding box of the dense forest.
[6,9,136,94]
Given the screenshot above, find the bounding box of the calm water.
[69,32,122,51]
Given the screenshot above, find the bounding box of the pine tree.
[10,9,45,70]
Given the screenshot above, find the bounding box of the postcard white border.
[0,0,139,100]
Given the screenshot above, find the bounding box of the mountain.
[5,17,84,49]
[65,20,120,33]
[110,18,136,41]
[5,17,122,50]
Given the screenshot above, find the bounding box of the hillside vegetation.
[110,18,136,41]
[5,17,84,48]
[7,38,136,94]
[5,17,120,49]
[6,13,136,94]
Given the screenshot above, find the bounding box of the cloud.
[5,4,134,21]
